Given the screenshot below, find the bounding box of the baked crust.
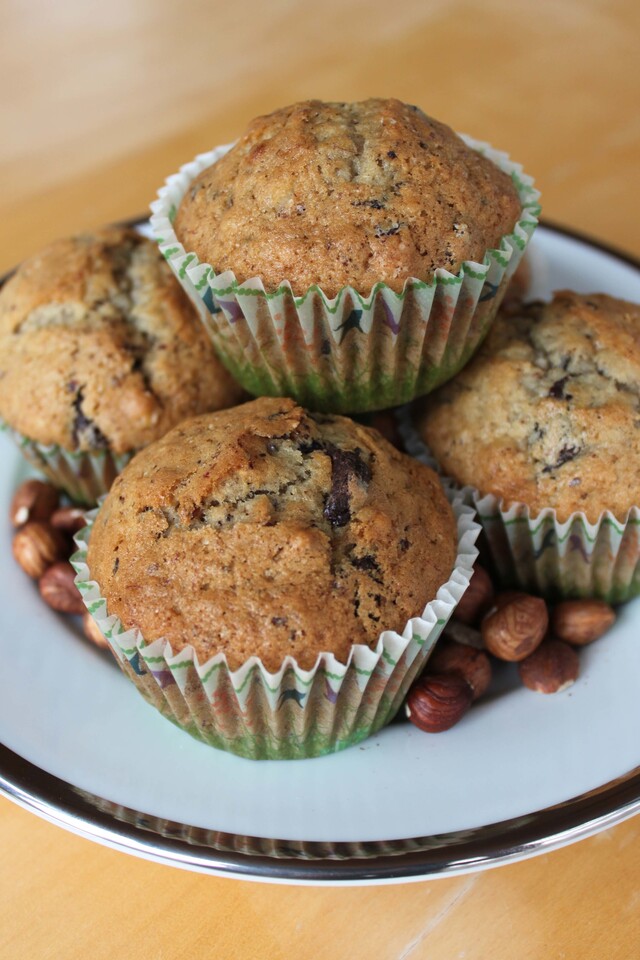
[89,396,456,670]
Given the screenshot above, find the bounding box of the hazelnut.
[10,480,59,527]
[368,411,404,450]
[551,600,616,646]
[39,562,86,615]
[428,641,492,700]
[452,565,495,626]
[50,506,87,536]
[82,612,110,651]
[518,640,579,693]
[405,674,473,733]
[481,594,548,662]
[443,619,485,650]
[493,590,529,610]
[12,522,68,579]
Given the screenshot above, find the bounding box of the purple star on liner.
[217,299,244,323]
[151,668,176,689]
[568,534,591,564]
[381,299,400,335]
[325,679,338,703]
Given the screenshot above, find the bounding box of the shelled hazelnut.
[50,506,87,537]
[10,480,59,528]
[481,594,548,662]
[518,640,580,693]
[428,640,492,700]
[452,564,495,625]
[82,612,110,651]
[12,522,68,579]
[39,562,86,615]
[551,600,616,646]
[405,674,473,733]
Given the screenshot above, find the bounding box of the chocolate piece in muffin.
[417,291,640,522]
[174,98,522,297]
[88,396,456,671]
[0,227,244,454]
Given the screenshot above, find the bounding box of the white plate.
[1,222,639,886]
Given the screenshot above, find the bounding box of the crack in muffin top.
[88,396,456,671]
[417,291,640,522]
[0,227,244,453]
[174,98,522,297]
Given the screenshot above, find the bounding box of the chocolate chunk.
[190,505,206,524]
[71,389,109,450]
[548,377,573,400]
[323,445,372,527]
[271,616,288,627]
[352,199,385,210]
[399,538,410,552]
[542,444,582,474]
[352,554,379,571]
[298,438,324,456]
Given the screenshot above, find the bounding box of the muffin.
[0,227,245,503]
[151,98,539,413]
[411,291,640,601]
[74,396,479,759]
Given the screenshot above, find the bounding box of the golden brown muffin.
[0,227,244,454]
[88,396,456,671]
[174,98,522,297]
[417,291,640,523]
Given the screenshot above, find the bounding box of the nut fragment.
[551,600,616,646]
[82,612,110,650]
[50,506,87,536]
[10,480,59,527]
[405,674,473,733]
[481,594,548,662]
[39,562,86,614]
[452,565,495,625]
[428,641,492,700]
[12,522,68,579]
[443,619,485,650]
[518,640,579,693]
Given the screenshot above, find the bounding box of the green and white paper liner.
[150,138,540,414]
[0,419,133,506]
[399,410,640,604]
[72,499,479,761]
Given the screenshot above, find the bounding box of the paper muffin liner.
[150,138,540,415]
[0,419,132,506]
[398,409,640,604]
[71,498,479,761]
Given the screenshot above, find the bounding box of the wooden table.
[1,1,639,957]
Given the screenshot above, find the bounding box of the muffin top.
[174,98,522,297]
[88,396,456,671]
[0,227,244,454]
[417,291,640,522]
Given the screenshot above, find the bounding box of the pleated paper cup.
[399,409,640,604]
[150,138,540,415]
[0,419,132,506]
[72,498,480,761]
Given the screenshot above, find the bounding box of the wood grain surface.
[1,1,639,957]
